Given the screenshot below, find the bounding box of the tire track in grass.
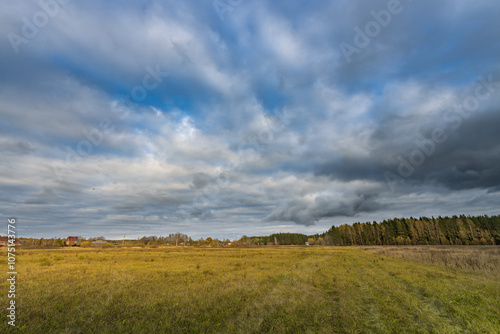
[282,250,347,333]
[349,254,430,332]
[354,251,468,333]
[347,254,389,334]
[318,249,384,333]
[283,248,361,333]
[316,249,358,333]
[364,251,499,333]
[223,249,337,333]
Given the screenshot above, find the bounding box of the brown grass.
[360,245,500,276]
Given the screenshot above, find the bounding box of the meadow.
[1,246,499,333]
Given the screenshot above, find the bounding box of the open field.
[1,246,499,333]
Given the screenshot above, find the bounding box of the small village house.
[92,240,106,247]
[65,236,80,246]
[0,236,20,247]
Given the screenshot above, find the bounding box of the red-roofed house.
[0,236,20,247]
[65,236,80,246]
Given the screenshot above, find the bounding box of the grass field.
[1,246,499,333]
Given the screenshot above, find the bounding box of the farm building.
[0,236,20,247]
[65,236,80,246]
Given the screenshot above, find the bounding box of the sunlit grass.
[0,246,499,333]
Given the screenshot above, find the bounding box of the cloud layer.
[1,0,500,238]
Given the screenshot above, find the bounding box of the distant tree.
[81,241,92,248]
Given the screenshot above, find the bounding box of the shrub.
[80,241,92,248]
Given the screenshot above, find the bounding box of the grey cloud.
[190,173,213,190]
[265,192,382,226]
[0,137,35,155]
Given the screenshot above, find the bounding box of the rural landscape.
[1,215,500,333]
[2,0,500,332]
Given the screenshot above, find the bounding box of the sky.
[1,0,500,240]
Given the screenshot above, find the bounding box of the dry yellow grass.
[0,246,499,333]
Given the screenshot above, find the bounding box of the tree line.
[8,215,499,248]
[321,215,500,246]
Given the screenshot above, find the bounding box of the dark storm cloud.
[399,107,500,191]
[265,193,383,226]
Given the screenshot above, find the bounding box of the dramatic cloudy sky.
[1,0,500,239]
